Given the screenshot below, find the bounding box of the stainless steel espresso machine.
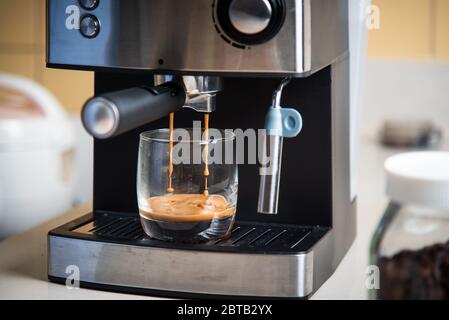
[47,0,358,298]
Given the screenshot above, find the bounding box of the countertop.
[0,136,398,300]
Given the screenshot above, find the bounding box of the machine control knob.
[79,14,100,38]
[228,0,272,35]
[79,0,99,10]
[215,0,285,46]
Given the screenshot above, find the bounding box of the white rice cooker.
[0,73,75,239]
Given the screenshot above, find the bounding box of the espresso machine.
[47,0,359,298]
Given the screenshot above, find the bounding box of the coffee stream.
[203,113,210,196]
[167,112,210,196]
[167,112,175,193]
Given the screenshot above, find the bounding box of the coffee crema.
[140,194,236,223]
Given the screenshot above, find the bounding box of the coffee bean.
[378,240,449,300]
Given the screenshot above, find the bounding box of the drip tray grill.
[53,211,329,254]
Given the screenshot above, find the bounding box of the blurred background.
[0,0,448,240]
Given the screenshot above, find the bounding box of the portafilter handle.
[82,82,186,139]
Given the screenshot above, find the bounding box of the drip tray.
[50,211,330,254]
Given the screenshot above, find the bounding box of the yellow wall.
[369,0,449,60]
[0,0,448,113]
[0,0,93,113]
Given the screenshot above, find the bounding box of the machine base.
[48,276,310,300]
[48,212,330,298]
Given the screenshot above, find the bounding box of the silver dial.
[228,0,272,35]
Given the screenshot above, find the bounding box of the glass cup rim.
[140,128,236,144]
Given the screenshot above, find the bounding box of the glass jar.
[137,128,238,243]
[370,152,449,300]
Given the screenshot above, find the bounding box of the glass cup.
[137,128,238,243]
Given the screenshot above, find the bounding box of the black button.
[79,0,99,10]
[80,14,100,38]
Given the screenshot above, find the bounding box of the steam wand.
[257,78,303,215]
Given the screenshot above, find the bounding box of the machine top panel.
[47,0,348,76]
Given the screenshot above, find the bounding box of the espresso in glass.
[137,121,237,243]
